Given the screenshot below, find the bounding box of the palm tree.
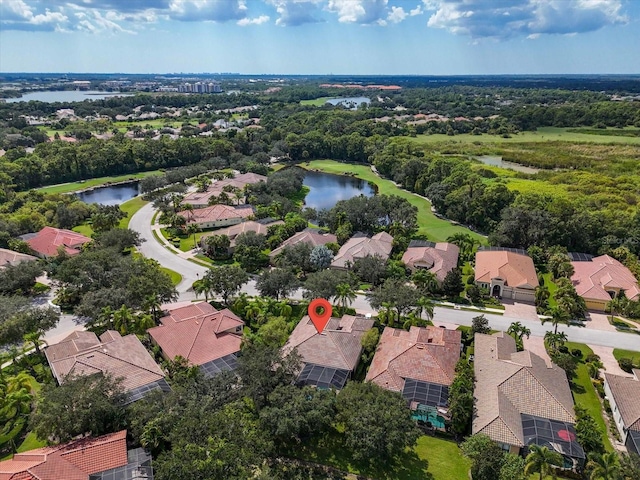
[412,269,439,294]
[587,360,603,379]
[586,451,620,480]
[446,233,476,263]
[192,279,210,302]
[535,285,550,308]
[6,372,35,394]
[186,223,200,249]
[23,331,47,355]
[543,306,570,334]
[544,331,568,352]
[113,305,135,335]
[143,294,162,323]
[275,301,293,319]
[333,283,356,314]
[378,301,395,326]
[524,445,563,480]
[414,296,435,322]
[507,321,531,350]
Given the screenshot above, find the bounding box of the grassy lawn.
[119,196,148,228]
[72,223,94,237]
[564,342,613,452]
[160,267,182,286]
[293,430,468,480]
[300,97,332,106]
[160,228,207,252]
[612,348,640,365]
[300,160,486,243]
[35,171,162,195]
[16,432,46,453]
[541,273,558,308]
[412,127,640,145]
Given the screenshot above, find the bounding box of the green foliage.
[366,278,421,325]
[0,296,59,348]
[201,265,249,306]
[30,374,127,443]
[256,268,299,301]
[575,405,606,456]
[442,268,464,297]
[448,358,474,437]
[524,444,563,480]
[460,434,507,480]
[352,254,388,286]
[471,315,491,336]
[335,382,420,464]
[302,268,357,301]
[0,261,43,296]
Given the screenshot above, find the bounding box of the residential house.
[44,330,168,404]
[269,229,337,260]
[401,241,460,281]
[331,232,394,270]
[0,430,153,480]
[570,253,640,311]
[0,247,37,268]
[366,326,461,428]
[474,248,539,302]
[283,314,375,390]
[604,369,640,454]
[473,332,584,468]
[20,226,91,258]
[178,204,253,229]
[181,172,267,208]
[148,302,244,377]
[200,218,284,253]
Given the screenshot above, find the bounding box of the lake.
[472,155,540,174]
[6,90,131,103]
[76,182,140,206]
[325,96,371,109]
[302,169,375,211]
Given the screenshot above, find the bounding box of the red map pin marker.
[308,298,332,334]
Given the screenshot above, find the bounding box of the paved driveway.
[584,312,617,332]
[502,301,539,322]
[588,344,633,378]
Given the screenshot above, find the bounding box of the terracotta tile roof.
[270,229,337,258]
[284,315,375,371]
[473,332,575,446]
[571,255,640,302]
[604,371,640,431]
[22,226,91,258]
[201,219,284,248]
[148,302,244,366]
[178,204,253,225]
[44,330,165,393]
[475,250,539,288]
[366,326,462,393]
[331,232,394,269]
[0,431,128,480]
[401,242,459,282]
[181,173,267,206]
[0,248,38,268]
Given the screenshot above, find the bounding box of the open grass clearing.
[160,267,182,286]
[612,348,640,366]
[292,429,469,480]
[299,160,486,243]
[119,196,148,228]
[72,223,93,237]
[35,171,162,195]
[564,342,613,452]
[412,127,640,145]
[300,97,332,106]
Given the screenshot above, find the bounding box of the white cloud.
[237,14,270,26]
[410,5,423,16]
[387,6,406,23]
[423,0,628,39]
[168,0,248,22]
[266,0,324,26]
[0,0,69,31]
[326,0,389,24]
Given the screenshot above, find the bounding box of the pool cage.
[521,414,586,470]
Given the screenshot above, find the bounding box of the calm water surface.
[472,155,540,174]
[7,90,131,103]
[76,182,139,206]
[302,169,375,211]
[325,96,371,109]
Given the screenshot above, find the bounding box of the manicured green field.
[293,430,469,480]
[612,348,640,365]
[160,228,207,252]
[35,171,162,194]
[300,160,486,243]
[72,224,94,237]
[300,97,332,106]
[119,196,148,228]
[564,342,613,452]
[412,127,640,145]
[160,267,182,286]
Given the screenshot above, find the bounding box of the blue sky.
[1,0,639,74]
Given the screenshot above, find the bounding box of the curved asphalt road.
[129,203,640,350]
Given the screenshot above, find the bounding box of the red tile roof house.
[181,172,267,208]
[401,241,460,282]
[283,314,375,390]
[474,248,539,303]
[0,430,153,480]
[178,204,254,229]
[20,226,91,258]
[366,326,462,427]
[44,330,168,405]
[570,254,640,311]
[269,229,338,261]
[0,248,38,268]
[330,232,394,270]
[148,302,244,377]
[473,332,585,468]
[200,218,284,253]
[603,369,640,454]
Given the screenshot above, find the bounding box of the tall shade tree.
[202,265,249,306]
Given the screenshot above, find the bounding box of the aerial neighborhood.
[1,72,640,480]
